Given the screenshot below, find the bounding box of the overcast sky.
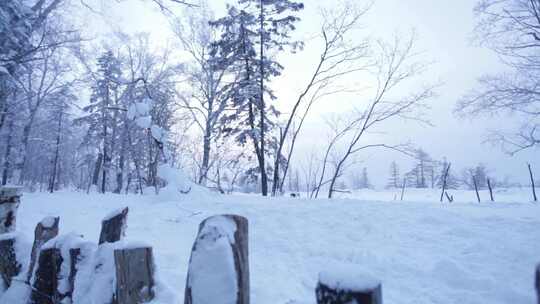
[80,0,539,186]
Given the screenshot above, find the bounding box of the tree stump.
[114,247,155,304]
[0,234,21,289]
[316,270,382,304]
[27,216,60,282]
[31,247,63,304]
[535,264,540,304]
[99,207,128,244]
[67,248,81,300]
[0,186,21,233]
[184,215,249,304]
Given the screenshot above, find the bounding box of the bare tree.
[172,3,233,186]
[456,0,540,154]
[324,35,435,198]
[270,2,371,196]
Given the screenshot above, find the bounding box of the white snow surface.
[318,265,380,291]
[2,188,540,304]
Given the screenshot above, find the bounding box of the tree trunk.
[198,131,211,186]
[114,247,155,304]
[49,111,63,193]
[258,0,268,197]
[92,153,103,190]
[99,207,128,244]
[1,118,14,185]
[184,215,249,304]
[27,217,60,282]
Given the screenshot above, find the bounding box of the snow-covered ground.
[5,188,540,304]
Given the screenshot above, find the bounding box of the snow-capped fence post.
[26,216,60,282]
[114,247,155,304]
[184,214,249,304]
[99,207,128,244]
[0,186,21,233]
[31,247,63,304]
[316,270,382,304]
[0,235,21,289]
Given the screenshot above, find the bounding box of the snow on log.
[99,207,128,245]
[30,247,63,304]
[114,246,155,304]
[184,215,249,304]
[26,216,60,282]
[316,268,382,304]
[0,186,21,233]
[0,233,22,289]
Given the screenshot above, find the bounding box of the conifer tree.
[211,0,303,196]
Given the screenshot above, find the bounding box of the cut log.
[99,207,128,244]
[27,216,60,282]
[316,270,382,304]
[114,247,155,304]
[0,234,21,289]
[67,248,81,300]
[536,264,540,304]
[184,215,249,304]
[0,186,21,233]
[31,247,63,304]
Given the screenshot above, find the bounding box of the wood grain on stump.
[316,281,382,304]
[0,236,21,289]
[0,187,21,233]
[114,247,155,304]
[27,217,60,282]
[99,207,128,244]
[31,247,63,304]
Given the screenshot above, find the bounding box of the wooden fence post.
[31,247,63,304]
[316,271,382,304]
[184,214,249,304]
[400,178,406,201]
[114,247,155,304]
[473,177,481,203]
[0,235,21,289]
[528,163,537,202]
[440,163,451,203]
[487,178,494,202]
[99,207,128,244]
[0,186,21,233]
[27,216,60,282]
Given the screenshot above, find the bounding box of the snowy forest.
[0,0,537,199]
[1,1,540,303]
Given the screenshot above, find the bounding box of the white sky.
[77,0,539,186]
